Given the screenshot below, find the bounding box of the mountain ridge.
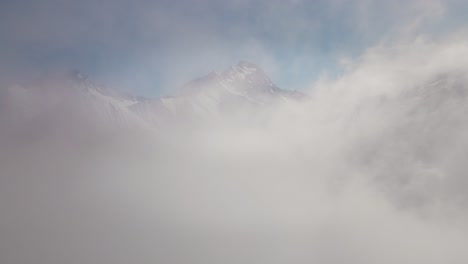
[4,61,307,128]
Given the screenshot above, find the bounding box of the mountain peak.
[225,60,272,87]
[176,60,311,105]
[231,60,264,76]
[236,60,259,69]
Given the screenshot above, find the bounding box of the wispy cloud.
[1,0,465,95]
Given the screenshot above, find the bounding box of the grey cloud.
[2,1,468,263]
[2,32,468,263]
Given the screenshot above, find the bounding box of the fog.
[1,33,468,264]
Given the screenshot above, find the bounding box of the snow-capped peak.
[179,60,277,96]
[227,60,269,82]
[6,61,307,129]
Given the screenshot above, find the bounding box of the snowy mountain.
[2,61,305,130]
[131,60,306,125]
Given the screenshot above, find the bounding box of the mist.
[2,29,468,264]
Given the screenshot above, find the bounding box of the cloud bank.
[2,31,468,264]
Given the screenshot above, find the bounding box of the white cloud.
[2,32,468,263]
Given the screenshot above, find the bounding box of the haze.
[1,1,468,264]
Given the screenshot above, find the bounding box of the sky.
[4,1,468,263]
[1,0,467,96]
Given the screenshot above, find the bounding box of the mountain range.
[2,61,306,130]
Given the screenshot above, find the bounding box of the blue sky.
[1,0,466,96]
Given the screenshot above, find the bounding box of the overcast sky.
[1,0,467,96]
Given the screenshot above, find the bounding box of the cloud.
[2,31,468,263]
[2,0,465,95]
